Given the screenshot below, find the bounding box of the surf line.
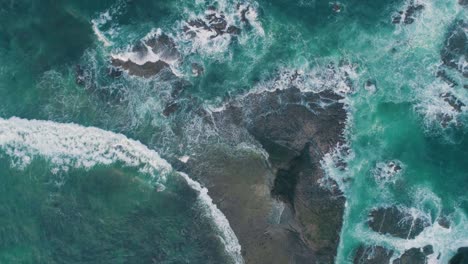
[0,116,244,264]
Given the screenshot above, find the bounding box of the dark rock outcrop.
[174,86,348,264]
[441,20,468,77]
[450,247,468,264]
[111,33,180,78]
[191,63,204,76]
[392,1,424,25]
[145,33,181,62]
[75,65,86,86]
[183,7,242,39]
[354,245,434,264]
[437,215,451,229]
[368,206,430,239]
[393,247,429,264]
[354,245,394,264]
[436,70,458,87]
[111,59,169,78]
[440,92,465,113]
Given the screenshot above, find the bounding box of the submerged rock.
[75,65,86,86]
[191,63,204,77]
[436,70,458,87]
[393,247,430,264]
[163,101,179,117]
[450,247,468,264]
[368,206,430,239]
[354,245,394,264]
[441,20,468,77]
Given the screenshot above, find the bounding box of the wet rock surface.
[368,206,430,239]
[354,245,394,264]
[173,87,348,264]
[111,59,170,78]
[110,33,180,78]
[145,34,181,62]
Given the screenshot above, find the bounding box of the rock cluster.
[392,1,424,25]
[368,206,430,239]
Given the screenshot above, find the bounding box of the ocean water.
[0,0,467,263]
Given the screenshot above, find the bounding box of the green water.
[0,0,467,263]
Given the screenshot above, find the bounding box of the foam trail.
[0,117,244,263]
[91,11,113,47]
[180,172,244,264]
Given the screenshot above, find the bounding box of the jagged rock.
[75,65,86,86]
[449,247,468,264]
[184,7,241,39]
[392,1,424,25]
[437,216,451,228]
[440,92,465,112]
[441,20,468,76]
[227,25,241,35]
[368,206,430,239]
[354,245,394,264]
[459,0,468,6]
[111,59,169,78]
[437,70,458,87]
[422,245,434,256]
[145,33,181,62]
[108,67,123,78]
[393,248,428,264]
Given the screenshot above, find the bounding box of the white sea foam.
[373,160,404,186]
[92,12,113,47]
[111,28,183,77]
[0,116,244,263]
[0,117,172,179]
[414,80,467,128]
[249,62,359,97]
[90,0,128,47]
[180,172,244,264]
[319,142,354,194]
[174,1,265,57]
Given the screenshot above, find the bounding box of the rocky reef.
[354,245,435,264]
[170,85,348,263]
[367,206,430,239]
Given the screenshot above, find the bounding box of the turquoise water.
[0,0,467,263]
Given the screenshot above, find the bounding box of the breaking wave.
[0,116,244,264]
